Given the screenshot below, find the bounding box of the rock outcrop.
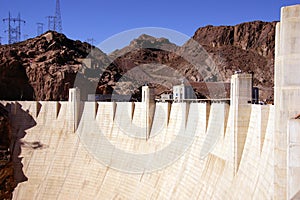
[192,21,276,59]
[0,21,276,102]
[0,105,16,200]
[0,31,110,101]
[107,21,276,100]
[186,21,276,101]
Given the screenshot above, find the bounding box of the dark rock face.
[0,59,34,100]
[0,105,16,200]
[189,21,277,101]
[192,21,276,59]
[0,21,276,102]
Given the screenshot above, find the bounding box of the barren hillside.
[0,21,276,102]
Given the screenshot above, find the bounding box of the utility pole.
[3,12,25,44]
[36,22,44,35]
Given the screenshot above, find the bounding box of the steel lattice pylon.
[55,0,62,32]
[3,12,25,44]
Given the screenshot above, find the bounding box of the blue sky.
[1,0,300,52]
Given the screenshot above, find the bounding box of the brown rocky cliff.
[0,105,16,200]
[106,21,276,100]
[0,21,276,101]
[192,21,277,59]
[0,31,110,101]
[188,21,276,100]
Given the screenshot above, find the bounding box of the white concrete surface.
[287,119,300,199]
[1,100,276,200]
[274,4,300,199]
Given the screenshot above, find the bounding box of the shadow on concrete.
[3,102,37,184]
[21,141,47,150]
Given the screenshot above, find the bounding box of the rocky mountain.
[190,20,277,101]
[192,21,276,59]
[110,34,179,59]
[0,31,110,101]
[107,21,276,101]
[0,20,277,102]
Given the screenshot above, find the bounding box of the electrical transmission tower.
[23,34,28,40]
[3,12,26,44]
[46,0,62,32]
[46,16,56,31]
[86,38,96,46]
[37,23,44,36]
[55,0,62,32]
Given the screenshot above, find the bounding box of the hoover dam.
[1,4,300,200]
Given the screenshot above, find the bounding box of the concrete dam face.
[3,100,275,199]
[2,4,300,200]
